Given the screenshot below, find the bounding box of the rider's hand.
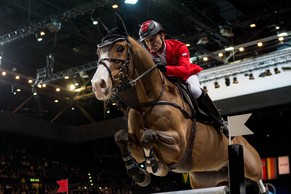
[153,58,161,64]
[153,58,166,73]
[157,63,167,73]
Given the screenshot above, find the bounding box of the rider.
[138,20,229,138]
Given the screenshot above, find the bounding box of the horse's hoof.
[135,169,151,187]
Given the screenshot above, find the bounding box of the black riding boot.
[196,90,229,138]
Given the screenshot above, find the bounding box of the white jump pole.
[154,186,229,194]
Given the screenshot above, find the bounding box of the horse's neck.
[129,37,165,102]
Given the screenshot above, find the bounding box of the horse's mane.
[127,36,156,67]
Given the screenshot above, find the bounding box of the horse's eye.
[117,46,125,53]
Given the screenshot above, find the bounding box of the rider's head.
[139,20,165,53]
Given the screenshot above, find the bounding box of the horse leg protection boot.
[196,91,229,138]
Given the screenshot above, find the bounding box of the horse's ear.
[97,18,109,38]
[115,13,128,37]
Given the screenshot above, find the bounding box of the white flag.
[227,113,254,137]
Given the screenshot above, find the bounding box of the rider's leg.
[186,75,229,138]
[196,90,229,138]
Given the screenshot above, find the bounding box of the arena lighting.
[233,77,238,84]
[0,0,112,45]
[274,67,281,74]
[214,81,220,88]
[282,66,291,71]
[277,32,288,37]
[112,3,118,8]
[203,86,208,92]
[265,69,272,76]
[249,73,255,80]
[125,0,138,4]
[91,10,98,25]
[91,18,98,25]
[35,30,46,41]
[224,46,234,51]
[220,26,234,37]
[199,48,291,83]
[257,42,263,47]
[258,69,272,77]
[225,77,230,87]
[197,35,209,45]
[238,47,244,52]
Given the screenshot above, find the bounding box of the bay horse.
[91,13,268,193]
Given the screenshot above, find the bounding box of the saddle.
[170,78,212,124]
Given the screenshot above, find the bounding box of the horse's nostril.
[100,79,106,88]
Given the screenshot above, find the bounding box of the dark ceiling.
[1,0,291,126]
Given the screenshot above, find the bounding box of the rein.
[129,64,157,86]
[97,37,193,119]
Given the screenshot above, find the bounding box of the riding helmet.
[139,20,164,42]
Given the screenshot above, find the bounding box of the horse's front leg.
[140,129,169,177]
[114,129,151,187]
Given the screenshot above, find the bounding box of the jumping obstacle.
[228,144,245,194]
[154,145,245,194]
[153,186,229,194]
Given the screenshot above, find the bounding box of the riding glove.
[157,63,167,73]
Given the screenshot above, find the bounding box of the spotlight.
[91,17,98,25]
[35,30,46,41]
[214,81,220,89]
[225,77,230,87]
[274,67,281,74]
[91,10,98,25]
[220,26,234,37]
[249,73,255,80]
[233,77,238,84]
[258,71,266,77]
[125,0,138,4]
[265,69,272,76]
[203,86,208,92]
[282,67,291,71]
[112,3,118,8]
[197,34,209,45]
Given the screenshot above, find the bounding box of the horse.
[91,13,268,194]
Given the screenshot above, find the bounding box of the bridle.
[97,37,159,94]
[97,37,132,91]
[96,36,164,112]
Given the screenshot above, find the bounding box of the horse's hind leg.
[114,129,151,187]
[256,180,268,194]
[189,167,229,189]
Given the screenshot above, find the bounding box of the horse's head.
[91,13,132,100]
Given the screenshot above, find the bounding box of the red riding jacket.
[149,39,203,81]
